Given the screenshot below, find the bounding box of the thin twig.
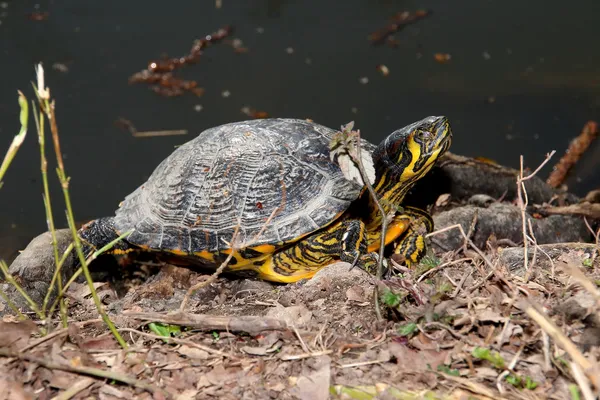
[279,349,333,361]
[20,328,69,352]
[516,151,555,273]
[427,224,513,293]
[50,377,95,400]
[571,361,595,400]
[353,129,386,321]
[117,328,239,360]
[416,257,471,283]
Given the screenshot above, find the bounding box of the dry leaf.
[346,285,366,302]
[435,193,451,207]
[290,356,331,400]
[0,320,36,351]
[177,345,209,360]
[266,305,312,328]
[388,342,449,373]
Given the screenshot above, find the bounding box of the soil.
[1,240,600,399]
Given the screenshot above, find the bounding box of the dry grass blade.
[51,377,95,400]
[0,91,28,187]
[523,302,599,389]
[33,63,127,348]
[560,258,600,304]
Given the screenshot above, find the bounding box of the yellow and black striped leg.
[254,219,371,283]
[393,206,434,265]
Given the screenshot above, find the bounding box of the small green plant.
[420,255,441,270]
[148,322,181,338]
[582,258,593,268]
[398,322,418,337]
[568,384,581,400]
[437,364,460,376]
[381,288,403,307]
[471,347,505,369]
[212,331,220,341]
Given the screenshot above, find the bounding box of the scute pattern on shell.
[113,118,364,253]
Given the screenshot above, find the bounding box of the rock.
[1,229,76,315]
[432,203,592,252]
[497,242,596,276]
[305,262,373,288]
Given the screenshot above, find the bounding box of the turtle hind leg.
[78,217,134,256]
[253,219,373,283]
[392,206,434,265]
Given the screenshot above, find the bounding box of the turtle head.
[372,115,452,201]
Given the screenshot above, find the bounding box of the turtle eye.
[414,129,432,141]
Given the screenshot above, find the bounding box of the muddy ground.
[1,239,599,399]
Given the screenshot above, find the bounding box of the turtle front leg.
[254,219,373,283]
[391,206,434,265]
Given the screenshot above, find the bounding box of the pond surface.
[0,0,599,260]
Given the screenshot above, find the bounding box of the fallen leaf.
[177,345,209,360]
[266,305,312,328]
[99,384,129,398]
[388,342,449,373]
[290,355,331,400]
[477,310,507,324]
[0,378,31,400]
[241,340,282,356]
[175,389,200,400]
[346,285,366,302]
[435,193,451,207]
[0,320,36,351]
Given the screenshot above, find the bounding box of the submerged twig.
[547,121,598,188]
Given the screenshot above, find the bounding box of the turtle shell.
[113,118,365,254]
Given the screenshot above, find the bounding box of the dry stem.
[516,151,555,273]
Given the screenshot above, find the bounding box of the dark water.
[0,0,599,261]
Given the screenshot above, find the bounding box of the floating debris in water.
[129,26,234,97]
[359,77,369,84]
[28,11,49,21]
[285,47,294,54]
[194,104,203,112]
[132,130,188,138]
[305,57,312,65]
[52,63,69,73]
[482,51,491,60]
[376,64,390,76]
[222,90,231,98]
[351,107,358,114]
[369,10,430,46]
[433,53,452,63]
[241,106,269,119]
[256,27,264,34]
[229,38,248,53]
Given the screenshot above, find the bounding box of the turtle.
[78,116,452,283]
